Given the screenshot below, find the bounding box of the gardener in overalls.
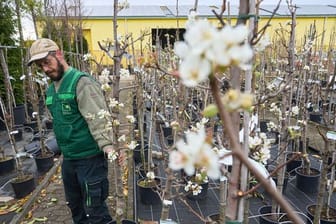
[28,38,124,224]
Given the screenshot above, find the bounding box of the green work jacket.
[46,68,102,159]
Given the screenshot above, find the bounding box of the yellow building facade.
[80,4,335,66]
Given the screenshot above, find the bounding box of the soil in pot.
[295,167,321,194]
[137,177,161,205]
[258,205,292,224]
[306,204,336,224]
[11,174,36,199]
[34,151,55,173]
[0,156,16,175]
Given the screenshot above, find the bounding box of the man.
[28,38,121,224]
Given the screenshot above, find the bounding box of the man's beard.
[50,58,64,81]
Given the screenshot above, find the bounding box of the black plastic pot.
[34,151,55,173]
[133,143,148,165]
[13,104,26,126]
[309,112,322,123]
[44,120,53,130]
[258,205,292,224]
[24,141,41,157]
[260,120,270,133]
[166,135,174,146]
[110,219,138,224]
[12,128,23,142]
[271,172,290,193]
[0,108,5,131]
[162,126,172,138]
[24,121,38,133]
[45,137,60,156]
[0,157,16,175]
[121,220,137,224]
[137,177,161,205]
[206,213,242,224]
[286,153,302,175]
[295,167,321,194]
[11,174,36,199]
[306,204,336,224]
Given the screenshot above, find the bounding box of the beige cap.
[27,38,59,66]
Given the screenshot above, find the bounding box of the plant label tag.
[326,131,336,140]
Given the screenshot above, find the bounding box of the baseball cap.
[27,38,59,66]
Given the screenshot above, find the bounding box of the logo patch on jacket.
[62,103,72,114]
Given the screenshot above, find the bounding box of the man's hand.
[117,149,126,166]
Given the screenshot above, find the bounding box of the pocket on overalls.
[85,177,109,207]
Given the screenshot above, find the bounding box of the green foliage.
[0,0,17,45]
[0,0,24,105]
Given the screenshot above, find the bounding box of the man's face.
[35,52,64,81]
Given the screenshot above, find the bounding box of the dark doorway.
[151,28,186,49]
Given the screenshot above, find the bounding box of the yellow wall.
[259,16,336,48]
[82,16,335,65]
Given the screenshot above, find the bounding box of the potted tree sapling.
[24,69,54,173]
[306,129,336,224]
[0,96,36,198]
[294,24,322,195]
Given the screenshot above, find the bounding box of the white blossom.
[97,109,111,119]
[146,171,155,180]
[107,150,118,161]
[291,106,299,116]
[185,10,198,29]
[120,68,130,77]
[126,115,136,123]
[178,53,211,87]
[184,181,203,195]
[113,119,120,126]
[118,0,130,10]
[101,68,110,77]
[101,83,111,92]
[174,19,253,87]
[128,141,139,150]
[169,126,220,179]
[303,65,310,70]
[254,35,271,52]
[83,53,92,61]
[109,98,119,108]
[118,135,126,142]
[85,113,95,120]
